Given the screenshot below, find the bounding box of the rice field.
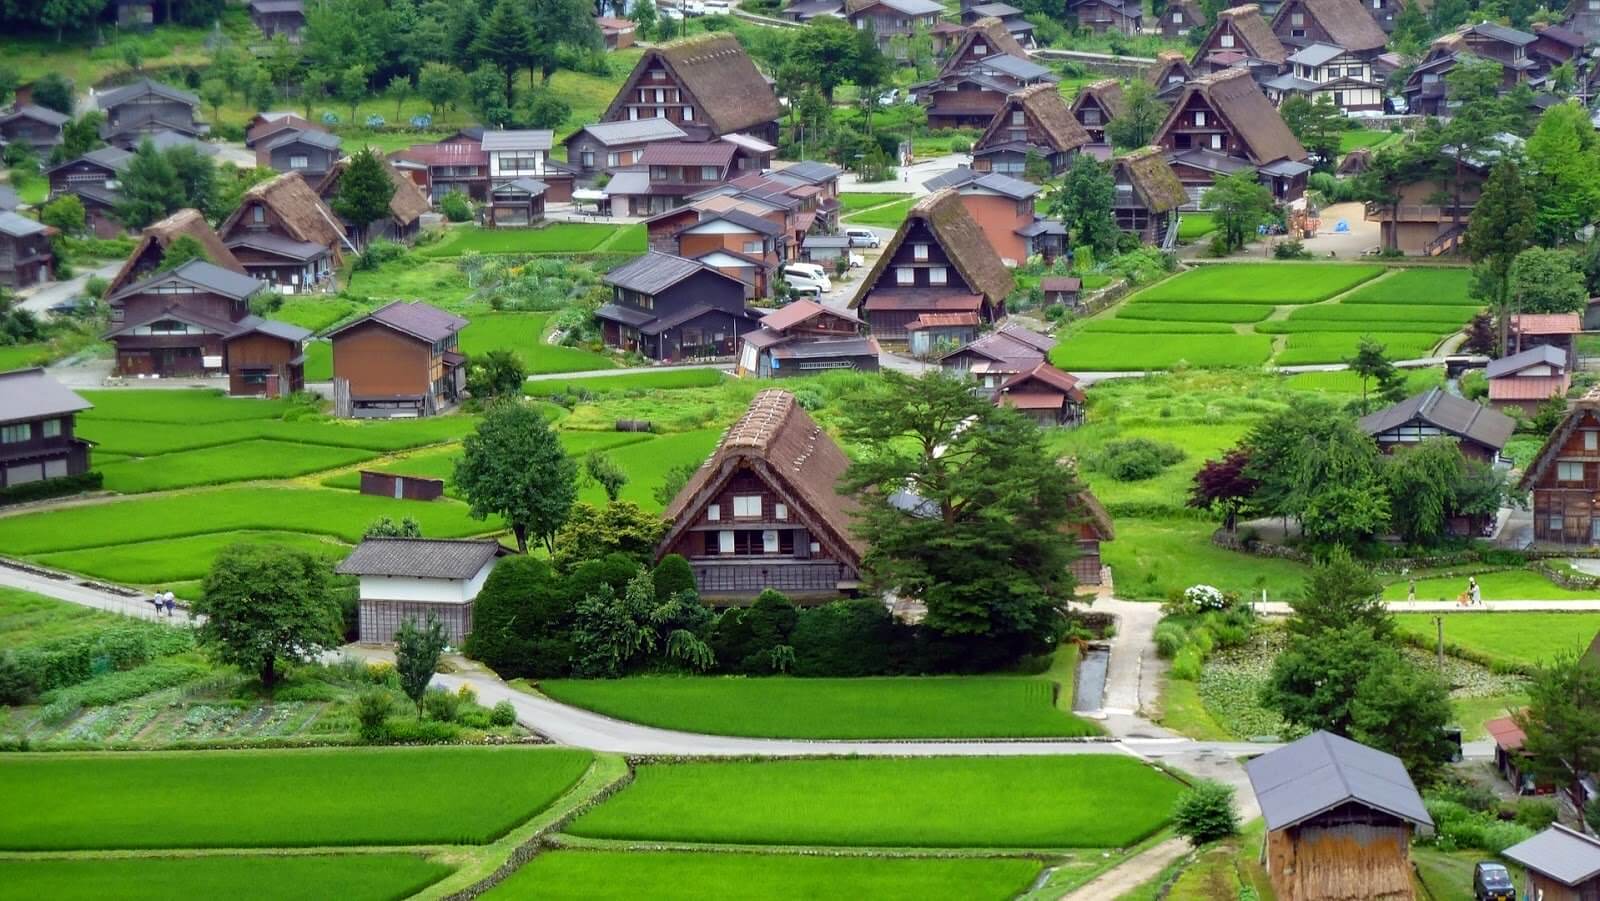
[1131,264,1384,304]
[97,439,378,493]
[523,368,729,395]
[76,411,475,457]
[1276,331,1441,365]
[32,531,350,586]
[0,855,455,901]
[0,746,594,849]
[1051,333,1275,370]
[567,756,1181,848]
[1116,302,1275,323]
[1339,267,1474,304]
[1077,319,1236,334]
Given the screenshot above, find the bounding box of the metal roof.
[721,132,777,154]
[0,211,47,237]
[594,302,657,328]
[331,300,467,343]
[777,160,844,184]
[226,232,329,261]
[0,367,92,425]
[969,172,1041,199]
[984,54,1053,81]
[572,119,688,146]
[1287,42,1348,66]
[686,208,783,236]
[604,251,718,294]
[1485,343,1568,379]
[480,129,554,152]
[263,128,342,152]
[335,537,504,580]
[113,259,265,302]
[771,335,878,359]
[637,141,737,167]
[1504,824,1600,886]
[603,169,652,196]
[0,104,69,127]
[492,177,549,197]
[1357,387,1515,450]
[1246,731,1434,832]
[97,78,199,110]
[228,314,312,343]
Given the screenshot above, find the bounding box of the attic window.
[1586,430,1598,451]
[1172,11,1182,21]
[1219,33,1234,47]
[1290,12,1303,23]
[252,205,264,223]
[1194,111,1207,126]
[974,42,987,53]
[929,266,947,285]
[913,243,929,261]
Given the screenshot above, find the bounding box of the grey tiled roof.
[1485,344,1567,379]
[1246,730,1433,832]
[691,208,783,236]
[0,104,69,127]
[263,129,342,152]
[97,78,199,110]
[1503,824,1600,885]
[229,315,312,343]
[777,160,843,184]
[226,232,329,261]
[0,211,48,237]
[114,259,265,301]
[1357,387,1515,450]
[335,537,504,580]
[573,119,688,146]
[0,367,92,425]
[603,252,708,294]
[480,129,554,152]
[331,300,467,343]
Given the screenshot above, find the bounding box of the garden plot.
[488,851,1042,901]
[0,854,454,901]
[459,312,617,374]
[0,746,594,849]
[565,756,1181,848]
[419,223,645,257]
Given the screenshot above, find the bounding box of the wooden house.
[328,301,469,418]
[0,367,93,493]
[1484,715,1552,795]
[918,19,1045,130]
[1194,4,1288,69]
[47,147,133,239]
[1041,276,1081,306]
[1112,148,1187,247]
[1357,387,1514,464]
[1067,488,1113,585]
[1148,49,1196,99]
[961,1,1035,45]
[1161,0,1205,36]
[391,140,489,203]
[1517,390,1600,544]
[1505,824,1600,899]
[218,172,350,289]
[736,300,880,378]
[596,16,637,50]
[995,362,1084,427]
[669,209,786,297]
[1403,24,1538,115]
[1069,0,1142,34]
[1247,731,1434,901]
[972,83,1093,178]
[314,154,431,245]
[1566,0,1600,44]
[0,212,54,289]
[103,259,308,394]
[845,0,946,56]
[482,130,573,201]
[0,104,68,155]
[1362,147,1490,255]
[906,312,981,356]
[921,167,1045,266]
[1266,42,1386,114]
[563,119,688,179]
[595,253,758,360]
[336,537,506,644]
[1269,0,1388,54]
[657,388,864,599]
[95,79,205,149]
[245,113,323,150]
[601,34,783,144]
[1486,344,1571,416]
[257,129,342,180]
[852,188,1015,343]
[939,321,1055,389]
[1530,22,1588,70]
[485,178,547,228]
[1071,80,1124,146]
[606,141,738,217]
[1510,313,1581,359]
[249,0,306,42]
[939,17,1031,75]
[106,208,244,300]
[1154,68,1311,205]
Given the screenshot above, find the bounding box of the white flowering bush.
[1184,584,1228,611]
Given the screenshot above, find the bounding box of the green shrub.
[422,686,461,722]
[791,599,896,677]
[440,191,472,223]
[42,660,207,707]
[1170,645,1203,681]
[1085,438,1186,481]
[457,705,492,729]
[1173,780,1239,846]
[355,689,392,742]
[490,700,517,726]
[380,717,462,743]
[1273,240,1311,260]
[0,650,39,704]
[0,471,103,506]
[1154,622,1187,659]
[1514,798,1558,831]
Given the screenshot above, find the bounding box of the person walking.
[163,592,176,617]
[1407,578,1416,605]
[1469,577,1482,607]
[149,593,164,617]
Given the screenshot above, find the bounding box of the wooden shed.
[1504,824,1600,901]
[359,471,444,501]
[1246,730,1434,901]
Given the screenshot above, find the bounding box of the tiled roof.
[263,128,342,152]
[330,300,468,343]
[97,77,199,110]
[1504,825,1600,886]
[1485,344,1568,379]
[1511,313,1581,335]
[604,251,722,294]
[336,537,504,580]
[1247,730,1433,832]
[481,129,554,152]
[0,104,69,127]
[0,367,92,425]
[1357,387,1515,450]
[0,211,47,237]
[113,259,264,302]
[571,119,688,146]
[638,141,738,167]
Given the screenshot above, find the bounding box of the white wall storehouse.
[335,537,507,645]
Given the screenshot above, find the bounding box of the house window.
[684,107,694,121]
[774,503,787,521]
[1172,11,1182,21]
[896,267,914,285]
[913,243,929,261]
[1011,110,1025,125]
[1082,109,1100,125]
[289,154,308,169]
[1559,461,1586,482]
[700,166,719,181]
[929,266,947,285]
[974,43,986,53]
[743,240,762,254]
[1585,430,1597,451]
[1210,134,1223,149]
[1194,110,1206,126]
[252,205,265,223]
[1290,11,1303,23]
[582,150,595,168]
[1549,514,1565,532]
[718,530,734,553]
[733,495,762,518]
[708,503,721,521]
[41,419,60,438]
[0,424,28,443]
[762,530,779,553]
[1219,33,1234,47]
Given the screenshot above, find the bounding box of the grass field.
[0,486,489,556]
[1383,570,1600,603]
[1394,612,1600,667]
[0,854,452,901]
[97,439,378,493]
[488,851,1041,901]
[843,196,917,228]
[419,223,645,257]
[537,676,1098,739]
[576,428,723,510]
[270,297,366,333]
[0,747,593,850]
[0,587,151,648]
[524,369,728,395]
[838,192,912,212]
[1117,302,1275,323]
[566,756,1182,848]
[1051,333,1275,370]
[1178,214,1215,241]
[1283,367,1444,395]
[33,531,349,586]
[1077,319,1237,334]
[1132,264,1383,304]
[1339,129,1397,153]
[318,431,653,496]
[458,312,618,374]
[1104,517,1312,601]
[77,413,475,457]
[1276,331,1441,365]
[76,390,294,423]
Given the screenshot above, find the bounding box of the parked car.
[848,251,864,268]
[878,88,901,105]
[683,0,705,14]
[702,0,729,11]
[843,227,880,248]
[781,262,831,294]
[1472,862,1514,901]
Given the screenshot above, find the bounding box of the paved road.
[15,262,122,315]
[0,558,192,623]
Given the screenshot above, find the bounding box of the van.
[843,227,880,248]
[781,262,832,294]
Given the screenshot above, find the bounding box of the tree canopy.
[453,400,577,553]
[193,543,344,687]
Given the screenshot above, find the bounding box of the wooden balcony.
[689,558,853,597]
[1363,202,1474,223]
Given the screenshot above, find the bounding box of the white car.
[878,88,901,105]
[683,0,705,14]
[847,251,864,269]
[781,262,832,295]
[843,227,880,248]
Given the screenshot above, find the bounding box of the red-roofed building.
[392,141,489,202]
[1510,313,1581,363]
[907,311,983,355]
[736,300,879,378]
[597,16,636,49]
[994,361,1085,427]
[1485,715,1551,794]
[606,142,740,216]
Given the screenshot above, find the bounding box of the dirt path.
[1062,837,1190,900]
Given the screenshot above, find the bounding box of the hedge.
[0,471,102,506]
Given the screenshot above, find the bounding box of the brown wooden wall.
[359,470,445,501]
[333,322,430,398]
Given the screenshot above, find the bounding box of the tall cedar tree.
[333,147,398,249]
[1514,651,1600,786]
[394,614,448,713]
[193,542,343,687]
[1443,58,1513,233]
[1048,155,1119,258]
[453,399,577,553]
[1465,159,1536,355]
[1288,546,1390,640]
[839,370,1083,657]
[1104,80,1167,150]
[473,0,537,107]
[115,139,183,229]
[166,145,217,219]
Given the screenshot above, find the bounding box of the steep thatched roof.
[977,83,1092,155]
[604,34,782,136]
[1076,79,1127,120]
[1147,50,1195,87]
[219,171,350,260]
[855,188,1014,306]
[107,208,244,297]
[315,153,431,227]
[1207,4,1287,64]
[939,17,1031,76]
[1165,68,1307,163]
[1278,0,1388,52]
[1117,147,1187,213]
[1519,390,1600,490]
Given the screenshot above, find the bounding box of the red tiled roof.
[1488,375,1569,401]
[394,142,487,167]
[907,312,982,329]
[637,141,738,167]
[1512,313,1581,335]
[1485,715,1526,751]
[759,299,860,332]
[1041,276,1081,292]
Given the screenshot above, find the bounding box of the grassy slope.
[0,855,454,901]
[458,312,617,374]
[0,747,592,850]
[536,675,1099,739]
[1104,517,1312,601]
[566,756,1182,848]
[76,414,475,457]
[1393,612,1600,667]
[843,197,918,227]
[0,587,143,648]
[487,851,1041,901]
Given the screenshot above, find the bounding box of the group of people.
[1402,576,1485,606]
[147,590,178,617]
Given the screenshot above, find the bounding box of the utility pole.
[1433,615,1444,671]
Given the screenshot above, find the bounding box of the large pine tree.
[332,147,398,249]
[471,0,536,107]
[114,139,183,229]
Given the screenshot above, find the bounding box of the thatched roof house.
[602,34,783,142]
[973,83,1092,176]
[1196,4,1288,65]
[219,171,352,264]
[1271,0,1390,54]
[314,153,432,243]
[106,208,244,298]
[939,17,1031,76]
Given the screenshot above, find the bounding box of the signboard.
[203,355,223,369]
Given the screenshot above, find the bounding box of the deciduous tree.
[1188,448,1255,531]
[115,139,183,229]
[454,400,576,553]
[418,62,468,117]
[1510,246,1587,316]
[1202,169,1273,254]
[1047,155,1119,258]
[464,347,525,401]
[194,543,343,687]
[394,614,447,713]
[1104,79,1167,150]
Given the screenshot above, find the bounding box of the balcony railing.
[1363,202,1474,222]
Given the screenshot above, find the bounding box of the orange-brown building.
[1518,391,1600,545]
[923,167,1046,266]
[736,300,879,378]
[329,301,468,418]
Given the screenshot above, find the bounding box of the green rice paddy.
[1131,264,1384,304]
[1393,612,1600,668]
[0,855,454,901]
